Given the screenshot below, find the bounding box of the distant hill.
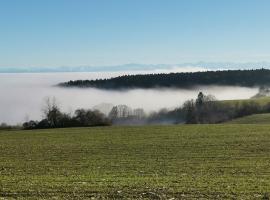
[2,62,270,73]
[0,64,176,73]
[59,68,270,89]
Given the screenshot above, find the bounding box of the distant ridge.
[1,62,270,73]
[59,68,270,89]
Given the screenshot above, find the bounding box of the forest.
[59,68,270,89]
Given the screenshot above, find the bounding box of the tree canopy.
[59,69,270,89]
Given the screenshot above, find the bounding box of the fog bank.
[0,72,258,124]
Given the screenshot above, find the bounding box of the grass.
[226,113,270,124]
[222,96,270,106]
[1,125,270,199]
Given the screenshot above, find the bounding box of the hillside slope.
[226,113,270,124]
[222,96,270,106]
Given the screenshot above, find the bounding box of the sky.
[1,0,270,67]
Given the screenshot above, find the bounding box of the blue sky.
[1,0,270,67]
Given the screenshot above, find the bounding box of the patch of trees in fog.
[21,91,270,129]
[23,98,110,129]
[59,69,270,89]
[183,92,270,124]
[104,92,270,125]
[108,105,184,125]
[0,123,20,130]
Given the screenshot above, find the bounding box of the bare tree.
[42,97,62,127]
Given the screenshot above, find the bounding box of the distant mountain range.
[0,62,270,73]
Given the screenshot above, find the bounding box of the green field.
[1,125,270,199]
[227,113,270,124]
[222,96,270,106]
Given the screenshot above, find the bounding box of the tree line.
[105,92,270,125]
[22,93,270,129]
[23,98,110,129]
[59,69,270,89]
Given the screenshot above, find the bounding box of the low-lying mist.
[0,72,258,124]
